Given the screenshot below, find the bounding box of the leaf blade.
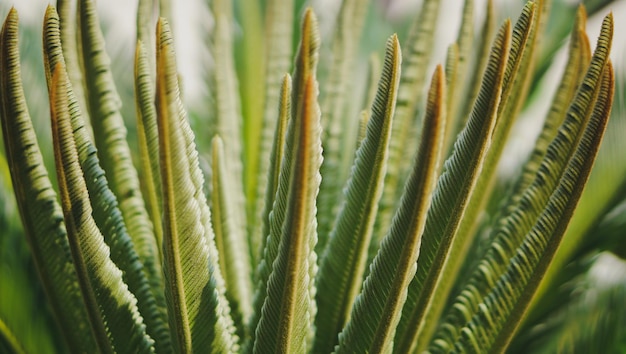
[314,34,401,354]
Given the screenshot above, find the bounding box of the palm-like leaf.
[253,10,323,352]
[51,61,155,354]
[336,60,446,353]
[155,18,238,353]
[0,9,95,352]
[394,19,512,353]
[0,1,621,353]
[314,34,401,353]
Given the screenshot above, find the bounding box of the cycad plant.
[0,0,624,353]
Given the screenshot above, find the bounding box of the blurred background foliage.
[0,0,625,352]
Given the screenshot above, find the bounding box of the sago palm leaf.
[316,0,369,253]
[211,135,254,336]
[42,8,171,351]
[335,61,446,353]
[253,11,323,352]
[407,4,543,348]
[250,0,295,266]
[76,0,163,312]
[50,61,155,354]
[0,9,96,353]
[249,9,320,350]
[393,19,512,354]
[155,18,238,353]
[430,13,614,353]
[373,0,441,247]
[314,33,401,353]
[135,40,164,258]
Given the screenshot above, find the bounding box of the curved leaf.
[51,62,155,354]
[431,14,614,353]
[335,63,445,353]
[404,4,542,349]
[156,18,238,353]
[56,0,90,133]
[42,8,171,351]
[453,61,613,354]
[314,34,401,354]
[393,20,511,353]
[0,9,95,352]
[76,0,162,309]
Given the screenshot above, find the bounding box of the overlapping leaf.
[335,63,445,353]
[393,20,511,353]
[51,61,155,354]
[0,9,95,352]
[43,8,171,351]
[430,13,614,353]
[314,34,401,354]
[155,18,238,353]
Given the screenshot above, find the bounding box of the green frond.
[460,62,613,354]
[135,40,164,260]
[0,9,95,352]
[532,11,626,314]
[409,4,542,348]
[250,0,295,266]
[42,9,171,351]
[207,0,247,267]
[373,0,441,246]
[431,15,614,353]
[314,34,401,354]
[393,20,512,353]
[56,0,89,133]
[254,9,321,352]
[316,0,369,253]
[253,73,322,353]
[485,8,592,332]
[336,63,445,353]
[236,0,265,219]
[250,10,320,351]
[155,18,238,353]
[76,0,162,308]
[211,135,254,336]
[247,74,291,352]
[510,6,590,209]
[442,42,459,163]
[50,62,155,354]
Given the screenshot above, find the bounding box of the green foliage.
[0,0,623,353]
